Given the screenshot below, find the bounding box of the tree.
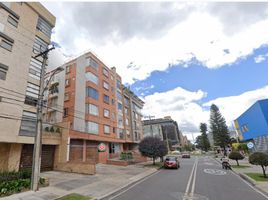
[228,151,244,166]
[249,152,268,178]
[199,123,210,152]
[139,136,168,165]
[209,104,230,155]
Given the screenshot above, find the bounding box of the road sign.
[98,143,106,152]
[247,142,254,149]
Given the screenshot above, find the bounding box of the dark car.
[164,156,180,169]
[182,152,191,158]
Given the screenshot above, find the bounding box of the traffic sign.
[98,143,106,152]
[247,142,254,149]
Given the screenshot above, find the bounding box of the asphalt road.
[108,156,268,200]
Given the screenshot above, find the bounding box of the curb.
[94,168,159,200]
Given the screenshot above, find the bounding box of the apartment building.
[0,2,56,172]
[44,51,144,165]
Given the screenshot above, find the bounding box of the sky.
[43,2,268,141]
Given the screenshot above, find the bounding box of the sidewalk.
[215,157,268,196]
[1,162,158,200]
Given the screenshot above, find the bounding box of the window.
[85,72,98,85]
[103,67,109,77]
[113,127,116,133]
[7,16,18,27]
[111,75,114,80]
[118,102,123,112]
[111,99,115,105]
[125,118,129,126]
[66,65,70,74]
[85,121,99,134]
[0,63,8,80]
[117,91,122,101]
[0,39,12,51]
[124,97,129,107]
[28,58,42,80]
[86,87,99,100]
[116,80,121,89]
[19,111,37,136]
[104,125,110,134]
[65,79,70,87]
[32,36,48,53]
[63,108,68,117]
[103,95,109,104]
[103,81,109,90]
[87,57,99,71]
[104,109,110,118]
[125,107,128,115]
[111,87,115,93]
[86,103,99,116]
[36,16,53,38]
[118,115,123,128]
[64,93,70,101]
[25,82,39,106]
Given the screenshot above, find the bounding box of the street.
[108,156,268,200]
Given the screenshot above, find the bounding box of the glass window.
[63,108,68,117]
[28,58,42,80]
[0,39,12,51]
[104,125,110,134]
[36,17,53,38]
[125,107,128,115]
[19,111,37,136]
[103,67,109,77]
[26,82,39,99]
[103,81,109,90]
[0,70,6,80]
[117,91,122,101]
[124,97,129,107]
[64,93,70,101]
[112,99,115,105]
[65,79,70,87]
[85,121,99,134]
[33,36,48,53]
[86,103,99,116]
[7,16,18,28]
[104,109,110,118]
[116,79,121,89]
[111,112,115,120]
[66,65,70,74]
[85,72,98,85]
[87,57,99,71]
[125,118,129,126]
[118,115,123,128]
[86,87,99,100]
[103,95,109,104]
[118,102,123,112]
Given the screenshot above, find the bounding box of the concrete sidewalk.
[215,157,268,196]
[1,163,158,200]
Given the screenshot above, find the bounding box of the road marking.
[203,168,226,175]
[107,170,161,200]
[183,158,198,200]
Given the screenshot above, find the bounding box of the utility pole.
[31,46,55,191]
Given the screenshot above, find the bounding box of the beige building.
[0,2,56,172]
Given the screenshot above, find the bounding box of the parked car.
[170,150,181,155]
[182,152,191,158]
[164,156,180,169]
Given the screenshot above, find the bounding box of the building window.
[118,115,123,128]
[65,79,70,87]
[36,16,53,38]
[28,58,42,80]
[0,63,8,80]
[117,91,122,102]
[32,36,48,53]
[85,121,99,134]
[86,87,99,100]
[104,109,110,118]
[64,93,70,101]
[0,39,12,51]
[125,107,128,115]
[85,71,98,85]
[116,80,121,89]
[125,118,129,126]
[87,57,99,71]
[103,81,109,90]
[19,111,37,136]
[113,127,116,133]
[111,99,115,105]
[124,97,129,107]
[25,82,39,106]
[118,102,123,112]
[7,15,18,28]
[111,112,115,120]
[103,94,109,104]
[66,65,70,74]
[86,103,99,116]
[111,75,114,80]
[104,125,110,134]
[103,67,109,77]
[63,108,68,117]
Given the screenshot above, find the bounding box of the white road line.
[190,158,198,197]
[184,158,197,194]
[108,170,161,200]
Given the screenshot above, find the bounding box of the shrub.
[229,151,244,166]
[249,152,268,178]
[50,126,55,132]
[120,152,133,160]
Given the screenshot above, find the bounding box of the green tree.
[249,152,268,178]
[199,123,210,152]
[139,136,168,165]
[229,151,244,166]
[209,104,230,155]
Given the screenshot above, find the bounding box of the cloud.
[254,53,268,63]
[43,2,268,84]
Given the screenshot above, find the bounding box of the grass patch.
[245,173,268,182]
[231,165,250,169]
[57,193,91,200]
[144,162,163,169]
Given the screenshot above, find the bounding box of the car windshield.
[166,157,176,161]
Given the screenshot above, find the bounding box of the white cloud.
[44,2,268,84]
[254,53,268,63]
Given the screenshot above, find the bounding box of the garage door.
[20,144,56,172]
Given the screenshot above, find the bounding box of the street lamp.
[31,66,64,191]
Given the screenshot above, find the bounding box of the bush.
[229,151,244,166]
[120,152,133,160]
[0,179,30,196]
[249,152,268,178]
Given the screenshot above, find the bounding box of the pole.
[31,47,54,191]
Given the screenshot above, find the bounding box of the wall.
[0,143,22,172]
[0,143,10,171]
[54,161,95,175]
